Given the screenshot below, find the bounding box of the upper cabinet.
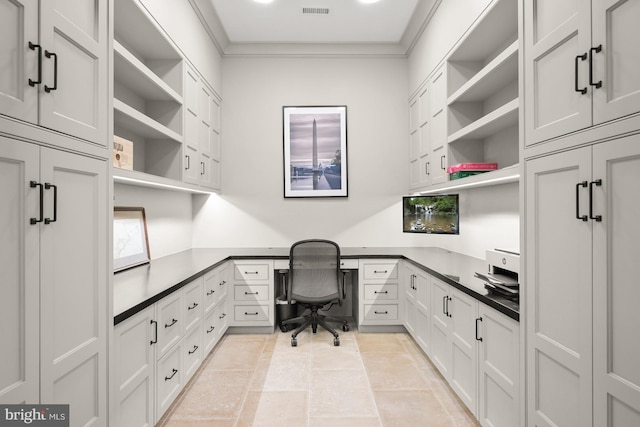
[409,0,520,193]
[0,0,108,146]
[112,0,221,193]
[523,0,640,147]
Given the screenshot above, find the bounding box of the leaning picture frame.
[283,106,348,198]
[113,206,150,272]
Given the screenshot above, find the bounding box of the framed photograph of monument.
[283,106,348,198]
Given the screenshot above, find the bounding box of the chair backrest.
[288,239,341,304]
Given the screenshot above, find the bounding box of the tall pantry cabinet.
[522,1,640,426]
[0,1,110,426]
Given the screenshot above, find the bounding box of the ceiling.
[204,0,438,54]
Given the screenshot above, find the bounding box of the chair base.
[282,305,348,346]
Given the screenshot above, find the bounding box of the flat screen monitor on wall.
[403,195,459,235]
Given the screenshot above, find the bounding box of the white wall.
[114,184,193,259]
[190,56,520,259]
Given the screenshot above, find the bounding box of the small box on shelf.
[447,163,498,181]
[113,135,133,170]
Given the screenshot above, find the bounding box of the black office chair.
[281,239,349,346]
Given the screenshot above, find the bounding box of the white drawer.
[183,281,202,333]
[364,283,398,300]
[363,304,398,321]
[234,284,269,301]
[234,263,270,281]
[183,326,202,382]
[363,263,398,280]
[157,293,182,359]
[234,304,270,322]
[156,342,183,419]
[339,258,359,269]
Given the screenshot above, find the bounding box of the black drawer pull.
[206,289,215,296]
[150,320,158,345]
[164,368,178,381]
[374,290,388,294]
[589,179,602,222]
[30,181,43,225]
[206,325,215,334]
[575,53,588,94]
[165,318,177,328]
[245,312,259,316]
[576,181,588,221]
[187,302,198,310]
[589,45,602,89]
[219,313,226,319]
[374,311,388,315]
[373,270,388,274]
[245,291,259,295]
[476,317,483,342]
[220,280,226,286]
[44,183,57,224]
[28,42,42,86]
[188,345,199,355]
[244,271,259,275]
[44,50,57,93]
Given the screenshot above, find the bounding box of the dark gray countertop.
[113,247,519,325]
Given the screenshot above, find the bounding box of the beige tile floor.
[158,329,480,427]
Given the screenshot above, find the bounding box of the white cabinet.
[0,0,108,145]
[230,261,274,327]
[409,64,448,190]
[476,304,520,427]
[403,262,431,354]
[524,0,640,146]
[184,63,221,190]
[358,260,402,326]
[430,277,478,414]
[0,136,108,426]
[114,306,155,427]
[524,135,640,427]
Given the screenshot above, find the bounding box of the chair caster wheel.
[334,338,340,346]
[342,324,349,332]
[291,338,297,347]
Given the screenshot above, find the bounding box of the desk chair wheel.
[334,337,340,346]
[342,324,349,332]
[291,337,297,347]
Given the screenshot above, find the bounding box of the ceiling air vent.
[302,7,330,15]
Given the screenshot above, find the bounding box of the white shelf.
[114,41,182,103]
[114,98,183,143]
[415,164,520,194]
[448,98,519,143]
[448,41,518,104]
[113,169,217,195]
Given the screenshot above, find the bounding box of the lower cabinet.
[115,265,229,427]
[358,260,402,326]
[403,261,520,427]
[230,260,274,327]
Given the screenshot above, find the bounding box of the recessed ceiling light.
[253,0,274,4]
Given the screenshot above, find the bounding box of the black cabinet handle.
[374,270,388,274]
[188,345,198,355]
[589,45,602,89]
[30,181,43,225]
[206,289,215,296]
[576,181,588,221]
[589,179,602,222]
[220,280,226,286]
[164,368,178,381]
[244,271,259,275]
[374,311,388,315]
[44,50,57,93]
[150,320,158,345]
[200,161,205,175]
[219,313,226,319]
[374,290,388,294]
[28,42,42,86]
[442,295,447,315]
[445,296,452,318]
[185,155,190,170]
[575,53,588,94]
[44,183,57,224]
[206,325,215,334]
[187,302,198,310]
[476,317,483,342]
[244,291,259,295]
[425,161,430,176]
[440,155,446,170]
[165,318,177,328]
[245,312,259,316]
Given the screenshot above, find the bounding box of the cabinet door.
[115,306,156,427]
[0,137,39,404]
[524,0,592,145]
[430,65,448,184]
[414,270,431,355]
[592,136,640,427]
[478,305,520,427]
[404,266,418,337]
[592,0,640,125]
[449,288,478,415]
[39,0,108,144]
[430,278,451,379]
[525,147,593,427]
[39,148,108,425]
[0,0,38,124]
